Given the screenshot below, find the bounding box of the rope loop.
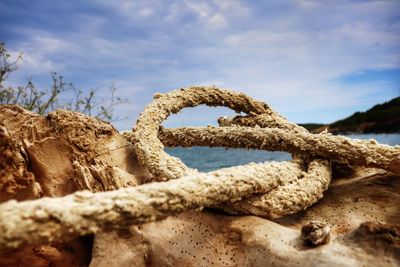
[132,86,332,217]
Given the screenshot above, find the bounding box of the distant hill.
[300,96,400,134]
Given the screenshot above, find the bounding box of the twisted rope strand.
[0,161,301,250]
[158,126,399,174]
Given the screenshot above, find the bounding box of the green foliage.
[299,123,326,132]
[330,97,400,133]
[0,42,127,121]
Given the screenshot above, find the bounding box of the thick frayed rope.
[1,86,398,250]
[131,86,332,216]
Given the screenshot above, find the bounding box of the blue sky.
[1,0,399,130]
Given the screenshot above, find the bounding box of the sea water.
[165,134,400,172]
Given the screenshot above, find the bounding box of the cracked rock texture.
[0,105,148,267]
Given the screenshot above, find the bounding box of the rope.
[131,86,332,216]
[0,86,399,250]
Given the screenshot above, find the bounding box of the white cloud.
[207,13,228,29]
[33,36,70,53]
[138,8,154,17]
[3,0,399,129]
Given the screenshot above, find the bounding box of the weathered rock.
[0,105,145,267]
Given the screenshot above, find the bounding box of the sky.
[0,0,399,130]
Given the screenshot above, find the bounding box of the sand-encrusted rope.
[131,86,398,217]
[158,126,400,174]
[132,86,330,180]
[0,161,301,250]
[218,159,331,218]
[131,86,333,216]
[1,86,398,250]
[0,87,332,250]
[132,86,274,181]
